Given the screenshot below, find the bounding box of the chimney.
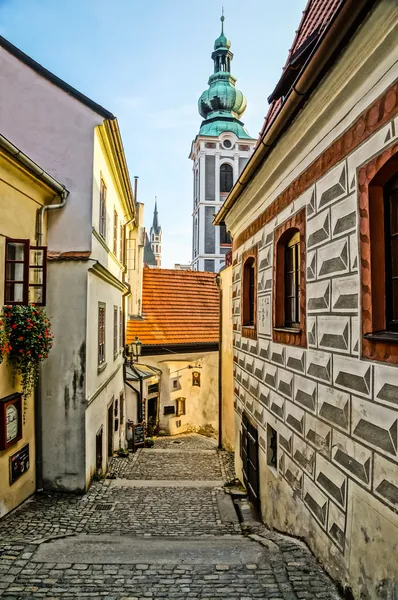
[134,176,139,204]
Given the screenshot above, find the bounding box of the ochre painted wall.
[0,149,54,517]
[220,266,234,451]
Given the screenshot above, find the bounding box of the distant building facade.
[126,269,219,435]
[144,200,162,268]
[190,15,256,273]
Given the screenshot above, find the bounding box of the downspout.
[36,188,69,245]
[216,273,223,449]
[36,194,68,491]
[122,176,138,392]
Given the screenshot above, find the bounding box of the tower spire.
[221,8,225,34]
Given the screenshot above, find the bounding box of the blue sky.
[0,0,305,267]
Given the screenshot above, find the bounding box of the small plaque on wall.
[192,371,201,387]
[10,444,30,485]
[0,393,22,451]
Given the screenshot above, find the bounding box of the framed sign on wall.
[0,393,23,451]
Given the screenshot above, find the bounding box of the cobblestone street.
[0,434,342,599]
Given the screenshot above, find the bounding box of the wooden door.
[96,428,103,472]
[107,403,114,457]
[241,412,260,511]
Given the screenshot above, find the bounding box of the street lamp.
[127,335,143,364]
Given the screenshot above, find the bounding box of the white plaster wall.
[86,272,124,401]
[142,352,219,435]
[41,261,88,492]
[92,130,130,276]
[85,371,125,484]
[0,47,104,252]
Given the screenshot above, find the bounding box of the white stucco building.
[190,15,256,273]
[0,36,141,491]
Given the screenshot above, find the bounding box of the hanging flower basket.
[0,305,54,398]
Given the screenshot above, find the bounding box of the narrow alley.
[0,434,341,599]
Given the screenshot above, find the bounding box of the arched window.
[242,246,257,339]
[273,208,306,347]
[220,164,233,193]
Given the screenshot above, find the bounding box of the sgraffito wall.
[227,3,398,597]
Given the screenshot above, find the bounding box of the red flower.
[12,324,17,329]
[18,336,24,341]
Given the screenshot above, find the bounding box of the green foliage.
[0,305,54,398]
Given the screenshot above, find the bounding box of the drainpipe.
[122,176,138,391]
[216,273,223,449]
[36,188,69,245]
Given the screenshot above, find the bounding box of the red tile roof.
[259,0,344,139]
[126,268,219,347]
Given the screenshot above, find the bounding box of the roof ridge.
[0,35,114,120]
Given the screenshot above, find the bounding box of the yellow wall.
[220,266,234,451]
[0,148,54,517]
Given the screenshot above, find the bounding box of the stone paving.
[0,433,342,599]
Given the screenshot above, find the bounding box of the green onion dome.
[198,73,246,120]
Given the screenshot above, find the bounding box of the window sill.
[98,362,107,374]
[273,327,302,334]
[364,331,398,344]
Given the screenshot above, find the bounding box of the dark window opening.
[113,210,118,255]
[285,231,300,327]
[385,172,398,332]
[99,178,107,239]
[220,224,232,246]
[113,306,118,359]
[148,383,159,395]
[267,424,278,470]
[242,256,256,328]
[98,303,106,365]
[220,164,233,193]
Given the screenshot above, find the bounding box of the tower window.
[220,164,233,193]
[220,224,231,246]
[223,139,232,149]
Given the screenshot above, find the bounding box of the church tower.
[190,13,256,272]
[144,200,162,268]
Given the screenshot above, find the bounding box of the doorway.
[107,402,114,457]
[147,397,158,422]
[96,427,103,472]
[241,412,260,511]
